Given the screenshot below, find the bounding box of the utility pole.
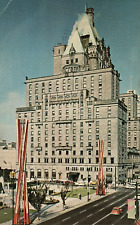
[12,174,14,225]
[10,171,15,225]
[87,168,91,201]
[115,166,116,191]
[136,181,139,220]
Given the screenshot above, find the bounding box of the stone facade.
[120,90,140,179]
[16,8,127,183]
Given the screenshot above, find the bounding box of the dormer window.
[69,43,76,55]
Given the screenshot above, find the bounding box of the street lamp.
[10,169,26,225]
[10,171,16,225]
[87,168,91,201]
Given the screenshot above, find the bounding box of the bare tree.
[28,182,47,220]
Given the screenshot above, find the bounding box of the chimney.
[86,8,94,26]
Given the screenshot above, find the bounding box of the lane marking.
[62,216,70,222]
[92,199,130,225]
[87,214,93,218]
[92,213,111,225]
[94,204,99,206]
[73,222,78,225]
[99,208,104,211]
[121,214,125,219]
[104,199,108,202]
[80,209,86,214]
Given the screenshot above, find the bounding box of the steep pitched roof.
[63,13,100,56]
[63,28,84,55]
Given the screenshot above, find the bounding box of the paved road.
[38,188,136,225]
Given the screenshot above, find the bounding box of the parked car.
[136,219,140,225]
[111,207,122,215]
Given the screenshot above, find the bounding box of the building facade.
[16,8,127,183]
[120,90,140,180]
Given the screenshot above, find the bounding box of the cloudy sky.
[0,0,140,142]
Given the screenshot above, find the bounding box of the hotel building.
[16,8,127,183]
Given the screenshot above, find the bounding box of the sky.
[0,0,140,142]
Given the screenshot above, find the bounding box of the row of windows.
[31,157,114,164]
[28,75,104,91]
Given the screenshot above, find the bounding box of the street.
[38,188,136,225]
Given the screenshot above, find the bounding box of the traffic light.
[88,175,91,183]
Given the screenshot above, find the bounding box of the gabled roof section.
[63,12,100,56]
[63,28,84,55]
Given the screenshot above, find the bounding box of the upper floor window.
[66,60,69,64]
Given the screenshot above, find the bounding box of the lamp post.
[115,166,116,191]
[10,171,15,225]
[87,168,91,201]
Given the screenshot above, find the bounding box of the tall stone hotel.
[16,8,128,183]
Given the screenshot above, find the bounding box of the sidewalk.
[33,188,115,224]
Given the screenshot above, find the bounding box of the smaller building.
[120,90,140,180]
[0,140,16,170]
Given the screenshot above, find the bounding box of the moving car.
[111,207,122,215]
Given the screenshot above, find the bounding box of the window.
[73,136,76,141]
[96,158,99,163]
[88,158,91,164]
[108,120,111,126]
[79,158,84,163]
[75,58,78,63]
[73,150,76,155]
[104,158,106,164]
[52,151,55,155]
[52,136,55,141]
[96,135,99,140]
[65,158,69,163]
[73,109,76,114]
[58,158,62,163]
[75,78,78,83]
[111,157,114,164]
[73,129,76,134]
[91,76,94,81]
[73,142,76,147]
[73,122,76,127]
[108,150,111,155]
[51,158,55,163]
[31,158,34,163]
[88,142,91,147]
[72,158,77,163]
[80,142,83,147]
[108,106,111,111]
[80,150,83,155]
[80,129,83,134]
[44,158,48,163]
[88,128,91,133]
[88,150,92,155]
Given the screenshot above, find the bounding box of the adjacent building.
[16,8,127,183]
[120,90,140,180]
[0,140,16,170]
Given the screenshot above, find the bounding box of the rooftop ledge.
[16,106,35,112]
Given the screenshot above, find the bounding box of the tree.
[60,182,73,209]
[28,182,47,220]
